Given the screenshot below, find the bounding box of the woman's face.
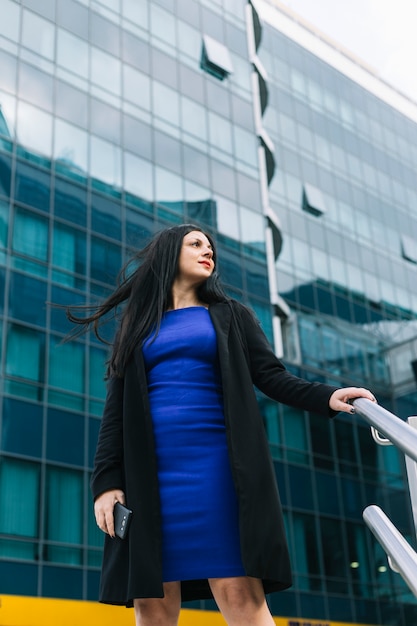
[176,230,215,285]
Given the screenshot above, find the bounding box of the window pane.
[89,347,107,399]
[13,209,48,261]
[124,152,153,200]
[153,81,179,126]
[90,236,121,284]
[57,28,89,78]
[6,324,44,382]
[44,467,83,564]
[90,136,122,187]
[123,65,151,110]
[8,272,47,326]
[181,96,207,140]
[52,223,86,276]
[49,336,84,394]
[209,112,232,153]
[91,46,121,95]
[54,118,88,174]
[22,9,55,59]
[0,458,40,538]
[17,101,52,157]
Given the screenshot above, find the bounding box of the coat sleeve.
[236,303,339,417]
[90,375,125,501]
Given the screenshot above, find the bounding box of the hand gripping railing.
[352,398,417,596]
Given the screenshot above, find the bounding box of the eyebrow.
[189,236,213,249]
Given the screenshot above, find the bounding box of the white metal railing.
[352,398,417,596]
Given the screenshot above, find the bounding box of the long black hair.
[67,223,228,376]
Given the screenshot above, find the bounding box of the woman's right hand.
[94,489,125,538]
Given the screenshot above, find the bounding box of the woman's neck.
[169,286,205,311]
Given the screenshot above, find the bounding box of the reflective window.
[123,65,151,110]
[8,272,47,326]
[6,324,44,383]
[91,193,121,239]
[0,458,40,552]
[16,102,52,158]
[282,405,308,464]
[48,336,84,410]
[13,209,48,262]
[2,398,43,458]
[90,98,121,145]
[0,156,11,200]
[44,467,83,564]
[124,152,153,200]
[155,166,183,207]
[54,177,87,225]
[0,201,8,247]
[0,91,16,138]
[0,0,20,43]
[21,9,55,60]
[208,112,232,153]
[54,118,88,174]
[177,20,201,59]
[57,28,89,79]
[46,408,84,466]
[18,63,54,113]
[291,513,321,589]
[52,222,86,277]
[153,81,180,127]
[150,4,176,47]
[216,196,239,240]
[240,207,264,252]
[90,136,122,188]
[122,0,148,27]
[90,236,121,285]
[91,46,121,95]
[181,96,207,141]
[233,125,258,167]
[320,517,347,593]
[89,347,107,400]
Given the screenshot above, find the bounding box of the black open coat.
[91,300,338,606]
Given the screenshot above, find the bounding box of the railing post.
[405,416,417,541]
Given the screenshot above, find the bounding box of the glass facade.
[0,0,416,624]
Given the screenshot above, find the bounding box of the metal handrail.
[363,505,417,596]
[352,398,417,597]
[352,398,417,464]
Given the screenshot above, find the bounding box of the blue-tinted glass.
[0,153,11,198]
[0,561,38,595]
[2,397,43,457]
[288,465,314,509]
[14,161,51,212]
[50,285,80,334]
[8,272,47,326]
[12,208,48,262]
[49,335,84,394]
[90,237,121,284]
[6,324,45,383]
[0,458,40,539]
[315,471,340,515]
[91,193,122,239]
[126,209,154,249]
[88,418,100,468]
[87,570,101,601]
[54,177,87,226]
[44,467,83,566]
[42,565,83,599]
[0,267,4,313]
[0,200,9,250]
[274,461,288,505]
[46,408,84,466]
[52,222,86,277]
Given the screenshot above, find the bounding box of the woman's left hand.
[329,387,377,414]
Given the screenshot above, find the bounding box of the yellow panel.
[0,595,376,626]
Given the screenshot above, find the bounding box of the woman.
[69,224,375,626]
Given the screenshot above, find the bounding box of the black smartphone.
[113,502,132,539]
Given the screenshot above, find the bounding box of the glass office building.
[0,0,416,625]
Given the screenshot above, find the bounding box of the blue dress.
[142,307,245,583]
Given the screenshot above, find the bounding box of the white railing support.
[351,398,417,597]
[363,505,417,596]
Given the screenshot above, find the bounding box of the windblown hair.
[66,223,228,376]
